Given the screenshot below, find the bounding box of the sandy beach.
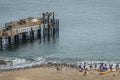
[0,64,120,80]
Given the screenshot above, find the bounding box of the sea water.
[0,0,120,69]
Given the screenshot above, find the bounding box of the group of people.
[79,62,119,72]
[78,62,120,76]
[99,63,119,71]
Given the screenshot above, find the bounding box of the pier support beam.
[37,25,41,38]
[8,36,11,47]
[47,13,50,36]
[54,19,59,34]
[51,19,55,35]
[16,35,19,43]
[51,12,56,36]
[56,19,59,33]
[14,35,17,44]
[30,28,34,41]
[42,13,46,37]
[22,33,27,43]
[0,37,2,50]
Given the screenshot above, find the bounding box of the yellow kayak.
[99,71,108,75]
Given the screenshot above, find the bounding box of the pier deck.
[2,17,42,37]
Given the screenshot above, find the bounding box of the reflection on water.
[1,33,59,51]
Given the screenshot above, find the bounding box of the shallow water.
[0,0,120,69]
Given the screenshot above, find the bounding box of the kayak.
[99,71,108,75]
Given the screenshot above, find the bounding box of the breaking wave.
[0,57,120,70]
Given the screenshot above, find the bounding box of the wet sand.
[0,64,120,80]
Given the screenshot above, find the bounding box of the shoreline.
[0,61,119,70]
[0,63,120,80]
[0,62,79,72]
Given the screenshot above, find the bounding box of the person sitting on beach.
[99,63,104,71]
[56,66,60,71]
[84,69,89,76]
[79,64,82,69]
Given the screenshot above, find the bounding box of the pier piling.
[0,37,2,49]
[22,33,27,43]
[16,35,19,43]
[42,13,45,37]
[8,37,11,47]
[37,25,41,38]
[14,35,17,44]
[30,28,34,41]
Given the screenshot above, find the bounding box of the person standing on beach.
[94,63,97,70]
[104,64,108,71]
[79,64,83,72]
[99,63,103,71]
[115,63,119,71]
[79,64,82,69]
[110,63,113,71]
[89,64,92,70]
[83,62,86,69]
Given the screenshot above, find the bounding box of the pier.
[0,12,59,50]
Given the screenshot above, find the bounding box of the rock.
[0,60,12,65]
[0,60,7,65]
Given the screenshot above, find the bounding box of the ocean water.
[0,0,120,69]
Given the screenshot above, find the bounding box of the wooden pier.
[0,12,59,50]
